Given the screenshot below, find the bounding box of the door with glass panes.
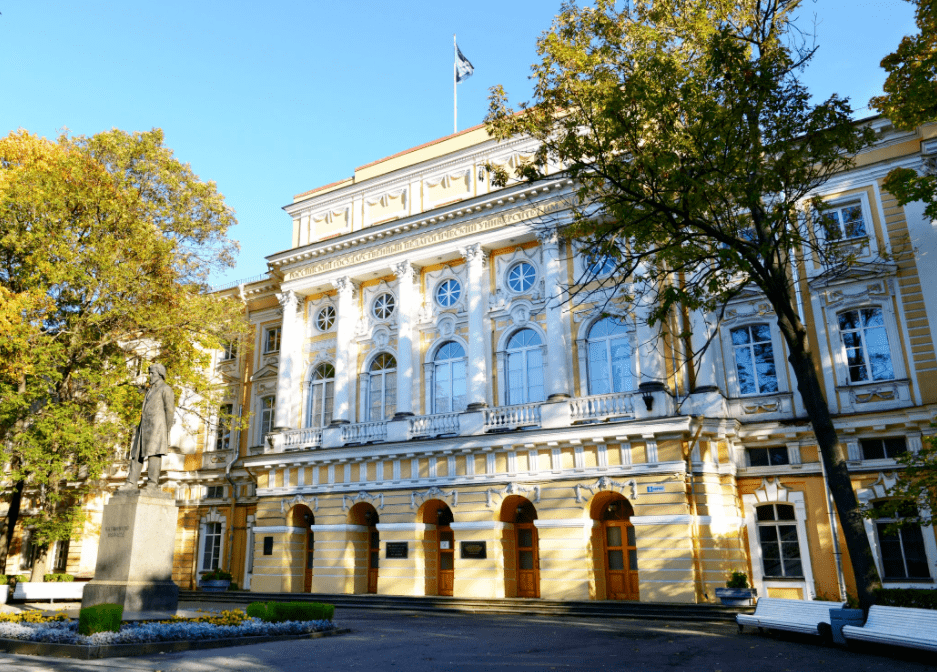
[601,500,639,600]
[367,527,379,594]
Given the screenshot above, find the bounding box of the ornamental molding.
[342,491,385,511]
[753,476,790,503]
[200,507,224,524]
[410,486,458,509]
[856,472,899,503]
[485,482,540,508]
[280,494,319,514]
[365,187,408,207]
[574,476,638,503]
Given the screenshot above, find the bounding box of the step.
[179,591,752,622]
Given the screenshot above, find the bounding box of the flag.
[456,45,474,83]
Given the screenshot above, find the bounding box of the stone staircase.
[179,590,752,622]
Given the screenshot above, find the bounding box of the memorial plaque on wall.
[386,542,408,559]
[460,541,487,559]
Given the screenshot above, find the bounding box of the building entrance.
[597,496,638,600]
[502,497,540,598]
[436,505,455,596]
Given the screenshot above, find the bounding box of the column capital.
[276,290,298,311]
[391,261,419,283]
[331,276,357,298]
[536,226,561,249]
[459,243,488,267]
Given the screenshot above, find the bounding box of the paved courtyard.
[0,603,930,672]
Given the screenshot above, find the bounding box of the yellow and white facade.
[29,118,937,603]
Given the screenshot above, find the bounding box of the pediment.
[250,363,280,382]
[808,260,897,289]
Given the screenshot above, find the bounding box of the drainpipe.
[818,451,848,601]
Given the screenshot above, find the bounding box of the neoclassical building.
[16,117,936,603]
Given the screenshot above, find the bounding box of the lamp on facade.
[641,389,655,411]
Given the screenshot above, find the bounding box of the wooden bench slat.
[841,605,937,652]
[736,597,846,636]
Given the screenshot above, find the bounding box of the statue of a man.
[120,363,175,491]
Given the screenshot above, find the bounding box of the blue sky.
[0,1,918,286]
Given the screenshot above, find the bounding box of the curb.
[0,627,350,660]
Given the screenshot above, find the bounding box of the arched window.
[838,307,894,383]
[367,353,397,421]
[755,504,803,578]
[506,329,544,404]
[730,324,779,395]
[587,317,633,395]
[307,363,335,428]
[434,341,467,414]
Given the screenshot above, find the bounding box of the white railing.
[281,427,322,450]
[408,413,461,439]
[569,392,635,423]
[483,403,542,431]
[341,421,388,444]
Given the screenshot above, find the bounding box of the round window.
[372,293,396,320]
[315,305,335,331]
[507,261,537,293]
[435,279,462,307]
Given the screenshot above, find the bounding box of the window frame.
[214,403,234,452]
[836,306,896,384]
[435,278,462,308]
[504,329,545,405]
[817,199,869,242]
[506,261,537,294]
[372,292,396,321]
[365,353,397,422]
[585,317,634,396]
[755,503,804,579]
[199,521,223,573]
[306,363,335,429]
[720,318,789,399]
[730,323,780,397]
[220,340,238,361]
[263,326,281,354]
[315,305,336,333]
[259,395,276,442]
[430,341,468,415]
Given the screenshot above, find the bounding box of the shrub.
[43,573,75,582]
[0,576,8,586]
[246,601,334,622]
[201,569,233,582]
[726,571,749,589]
[873,588,937,610]
[78,603,123,635]
[228,581,239,591]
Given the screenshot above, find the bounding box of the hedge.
[873,588,937,610]
[43,573,75,582]
[246,601,334,622]
[78,603,123,635]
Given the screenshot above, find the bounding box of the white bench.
[841,605,937,652]
[12,581,85,602]
[736,597,846,635]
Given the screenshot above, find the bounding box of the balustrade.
[341,420,388,444]
[483,403,542,431]
[408,413,460,439]
[569,392,635,423]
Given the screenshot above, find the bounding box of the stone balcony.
[263,389,669,454]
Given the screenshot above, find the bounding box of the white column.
[537,228,571,399]
[635,277,665,388]
[392,261,417,417]
[690,308,718,391]
[331,276,358,424]
[461,244,489,409]
[274,290,300,430]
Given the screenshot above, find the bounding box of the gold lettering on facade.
[284,199,565,282]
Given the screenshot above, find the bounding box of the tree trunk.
[0,480,25,575]
[775,307,881,611]
[29,545,49,583]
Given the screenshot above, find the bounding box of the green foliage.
[0,128,250,550]
[870,1,937,219]
[163,608,249,626]
[200,568,233,582]
[865,433,937,528]
[873,587,937,610]
[43,573,74,582]
[726,571,749,589]
[78,603,123,635]
[246,601,334,622]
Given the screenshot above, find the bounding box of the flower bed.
[0,609,336,646]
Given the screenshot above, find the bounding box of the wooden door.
[604,521,639,600]
[367,528,379,594]
[516,523,540,598]
[438,528,454,596]
[304,530,314,592]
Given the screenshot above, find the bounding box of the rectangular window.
[820,201,867,241]
[731,325,779,395]
[747,447,790,467]
[756,504,803,578]
[52,539,70,573]
[20,530,37,570]
[201,522,222,571]
[260,396,275,438]
[215,404,233,451]
[263,536,273,556]
[838,308,894,383]
[264,326,281,354]
[221,341,238,361]
[860,437,907,461]
[205,485,224,499]
[873,502,931,580]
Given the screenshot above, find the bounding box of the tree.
[0,128,249,578]
[486,0,882,609]
[870,0,937,218]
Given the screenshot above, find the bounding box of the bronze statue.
[120,363,175,491]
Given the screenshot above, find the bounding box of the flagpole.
[453,34,457,134]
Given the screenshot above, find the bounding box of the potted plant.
[199,568,233,592]
[715,571,757,606]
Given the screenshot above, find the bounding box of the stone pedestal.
[81,488,179,620]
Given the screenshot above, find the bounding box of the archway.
[348,502,380,594]
[590,492,638,601]
[289,505,315,592]
[500,495,539,598]
[419,499,454,596]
